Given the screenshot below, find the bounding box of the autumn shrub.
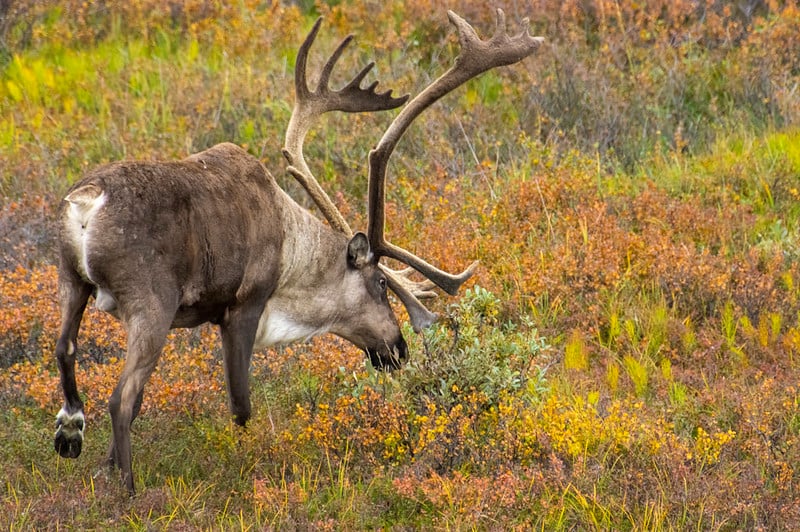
[0,264,59,366]
[262,287,551,475]
[0,196,58,269]
[398,286,549,411]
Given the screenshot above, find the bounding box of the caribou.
[53,9,543,493]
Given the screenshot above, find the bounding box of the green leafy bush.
[399,286,550,410]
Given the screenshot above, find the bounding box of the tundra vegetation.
[1,0,799,529]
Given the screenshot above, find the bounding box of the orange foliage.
[0,263,227,419]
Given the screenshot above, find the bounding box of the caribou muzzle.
[366,335,408,371]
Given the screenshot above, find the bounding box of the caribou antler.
[284,10,544,332]
[283,17,444,330]
[367,9,544,298]
[282,17,408,234]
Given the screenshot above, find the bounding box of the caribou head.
[53,9,543,494]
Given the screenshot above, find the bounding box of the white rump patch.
[55,407,85,440]
[254,310,327,349]
[64,184,106,282]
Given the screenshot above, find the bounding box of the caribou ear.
[346,232,373,269]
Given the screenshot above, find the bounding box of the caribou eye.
[378,277,387,292]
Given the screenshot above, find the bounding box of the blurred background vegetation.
[1,0,800,529]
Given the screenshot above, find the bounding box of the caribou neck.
[253,189,351,348]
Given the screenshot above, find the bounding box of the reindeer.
[53,9,543,494]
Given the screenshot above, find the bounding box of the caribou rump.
[53,9,543,493]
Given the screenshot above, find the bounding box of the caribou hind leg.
[54,269,93,459]
[105,388,144,467]
[106,294,177,494]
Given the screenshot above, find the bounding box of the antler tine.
[367,8,544,294]
[283,17,409,235]
[382,268,438,332]
[382,241,480,296]
[316,33,355,95]
[378,264,444,332]
[293,17,322,102]
[386,266,438,299]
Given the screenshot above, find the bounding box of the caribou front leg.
[54,270,92,459]
[220,301,264,427]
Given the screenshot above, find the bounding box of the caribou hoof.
[54,408,85,459]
